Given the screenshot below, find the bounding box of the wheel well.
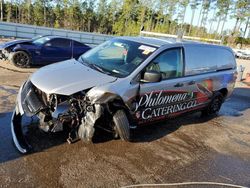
[107,98,134,121]
[219,88,228,98]
[109,98,128,113]
[15,50,31,56]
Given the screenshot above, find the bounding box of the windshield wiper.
[78,57,112,75]
[88,63,111,75]
[79,56,88,65]
[79,58,94,69]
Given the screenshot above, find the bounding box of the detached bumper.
[11,107,32,153]
[11,83,32,154]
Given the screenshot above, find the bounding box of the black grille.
[21,81,46,115]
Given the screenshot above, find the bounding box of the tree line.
[0,0,249,40]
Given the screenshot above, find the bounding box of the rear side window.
[74,41,88,47]
[146,48,183,80]
[50,39,71,48]
[184,45,235,76]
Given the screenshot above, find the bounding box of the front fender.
[86,88,133,120]
[13,44,26,52]
[12,45,36,60]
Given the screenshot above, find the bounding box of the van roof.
[118,36,228,50]
[118,36,198,46]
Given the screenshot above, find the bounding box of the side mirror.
[141,70,161,83]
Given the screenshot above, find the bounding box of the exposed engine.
[21,80,104,143]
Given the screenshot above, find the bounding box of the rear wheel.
[202,92,224,116]
[112,110,130,141]
[11,51,31,67]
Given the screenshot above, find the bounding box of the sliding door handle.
[188,80,196,85]
[174,83,184,87]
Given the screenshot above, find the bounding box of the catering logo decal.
[196,79,213,103]
[134,79,213,122]
[135,91,197,120]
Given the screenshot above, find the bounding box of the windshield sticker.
[139,45,156,55]
[142,50,151,55]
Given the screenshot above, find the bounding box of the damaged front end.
[0,49,9,60]
[11,80,110,153]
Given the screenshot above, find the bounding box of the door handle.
[174,83,184,87]
[188,80,196,85]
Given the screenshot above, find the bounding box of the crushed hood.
[0,39,31,49]
[30,59,117,95]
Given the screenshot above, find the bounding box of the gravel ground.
[0,58,250,188]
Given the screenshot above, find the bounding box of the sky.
[182,3,249,38]
[3,0,249,38]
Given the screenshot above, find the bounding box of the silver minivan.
[11,37,237,153]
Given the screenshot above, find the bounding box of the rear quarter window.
[50,38,71,48]
[184,45,236,76]
[74,41,88,47]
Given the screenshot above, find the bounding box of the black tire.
[112,110,130,141]
[202,92,224,116]
[11,51,31,67]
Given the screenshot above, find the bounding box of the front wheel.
[202,92,224,116]
[11,51,31,68]
[112,110,130,141]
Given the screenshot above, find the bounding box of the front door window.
[146,48,183,80]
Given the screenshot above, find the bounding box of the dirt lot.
[0,59,250,188]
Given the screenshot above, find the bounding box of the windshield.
[31,35,44,41]
[32,36,51,45]
[78,39,158,78]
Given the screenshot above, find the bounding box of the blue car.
[3,36,91,67]
[0,36,43,60]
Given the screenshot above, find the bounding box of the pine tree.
[0,0,4,21]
